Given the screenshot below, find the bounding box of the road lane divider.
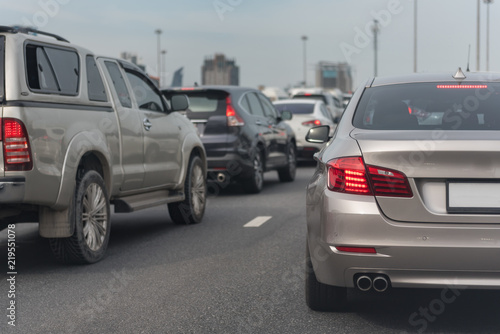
[244,216,272,227]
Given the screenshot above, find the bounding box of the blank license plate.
[447,182,500,213]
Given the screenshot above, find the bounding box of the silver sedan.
[273,99,337,160]
[305,69,500,311]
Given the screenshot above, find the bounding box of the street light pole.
[155,29,162,87]
[161,50,167,87]
[372,20,379,77]
[484,0,494,71]
[477,0,481,71]
[301,35,308,87]
[414,0,417,73]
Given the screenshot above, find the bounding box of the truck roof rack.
[0,26,69,43]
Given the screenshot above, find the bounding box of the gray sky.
[1,0,498,91]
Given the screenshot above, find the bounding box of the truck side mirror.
[171,94,189,111]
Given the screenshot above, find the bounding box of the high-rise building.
[315,62,353,93]
[171,67,183,87]
[202,54,239,86]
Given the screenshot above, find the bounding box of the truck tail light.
[226,96,244,127]
[2,118,33,171]
[327,157,412,197]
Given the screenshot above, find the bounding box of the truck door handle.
[143,118,152,131]
[256,120,262,126]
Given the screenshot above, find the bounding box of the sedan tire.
[306,242,348,312]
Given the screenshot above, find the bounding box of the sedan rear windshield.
[274,103,314,114]
[353,82,500,130]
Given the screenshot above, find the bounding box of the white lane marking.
[244,216,272,227]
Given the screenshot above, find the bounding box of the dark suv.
[163,86,296,193]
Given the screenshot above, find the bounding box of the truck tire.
[305,242,348,311]
[243,150,264,193]
[168,155,206,224]
[49,170,111,264]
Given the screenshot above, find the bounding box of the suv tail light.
[226,96,244,127]
[2,118,33,171]
[327,157,412,197]
[302,120,322,127]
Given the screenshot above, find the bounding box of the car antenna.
[466,44,471,72]
[453,67,466,80]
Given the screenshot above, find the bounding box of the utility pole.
[372,20,379,77]
[485,0,494,71]
[414,0,417,73]
[161,50,167,87]
[301,35,308,87]
[155,29,162,87]
[477,0,480,71]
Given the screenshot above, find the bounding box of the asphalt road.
[1,164,500,334]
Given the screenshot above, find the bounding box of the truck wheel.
[49,170,110,264]
[243,150,264,193]
[306,242,348,311]
[278,143,296,182]
[168,155,206,224]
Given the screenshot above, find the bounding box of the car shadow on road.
[348,288,500,333]
[0,208,187,273]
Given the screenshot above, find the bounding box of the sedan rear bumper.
[307,191,500,290]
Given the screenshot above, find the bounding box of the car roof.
[369,70,500,87]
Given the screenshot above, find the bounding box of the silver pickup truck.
[0,26,207,264]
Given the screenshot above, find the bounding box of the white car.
[288,87,344,121]
[274,99,336,160]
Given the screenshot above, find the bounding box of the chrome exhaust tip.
[356,275,372,292]
[373,276,389,292]
[216,173,226,183]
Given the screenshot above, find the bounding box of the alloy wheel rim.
[191,164,206,218]
[82,183,108,251]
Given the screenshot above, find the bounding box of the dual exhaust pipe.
[356,275,390,292]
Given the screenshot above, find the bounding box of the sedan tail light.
[327,157,412,197]
[302,120,322,127]
[226,96,244,127]
[2,118,33,171]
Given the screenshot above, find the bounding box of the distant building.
[315,62,353,93]
[202,54,239,86]
[171,67,184,87]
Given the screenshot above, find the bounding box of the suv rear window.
[274,103,314,114]
[353,82,500,130]
[166,91,227,119]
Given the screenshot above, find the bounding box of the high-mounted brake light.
[302,120,322,127]
[436,85,488,89]
[226,96,244,126]
[327,157,413,197]
[2,118,33,171]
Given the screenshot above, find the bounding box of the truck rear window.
[25,43,79,95]
[352,82,500,130]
